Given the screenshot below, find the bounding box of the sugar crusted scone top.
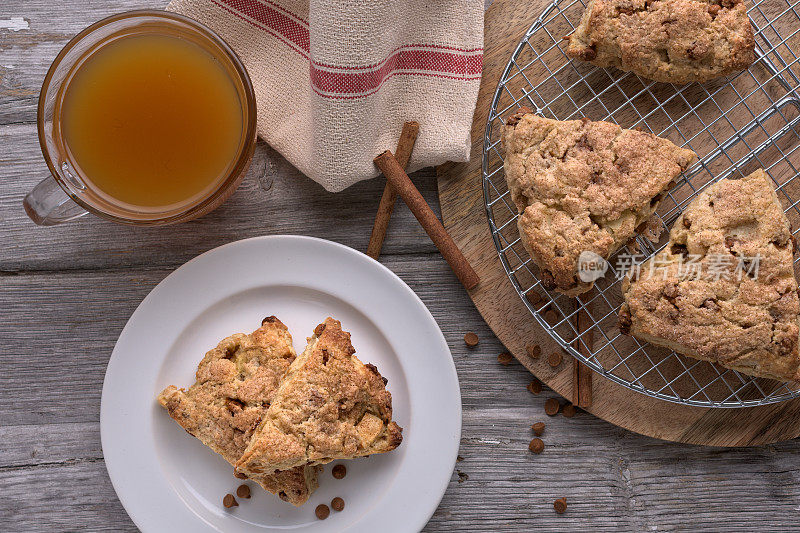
[566,0,754,84]
[236,317,403,475]
[157,317,320,506]
[620,170,800,381]
[502,111,696,294]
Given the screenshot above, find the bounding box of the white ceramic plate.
[101,236,461,533]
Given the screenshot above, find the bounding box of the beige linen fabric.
[168,0,483,192]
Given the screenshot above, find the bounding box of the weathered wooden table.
[3,1,800,531]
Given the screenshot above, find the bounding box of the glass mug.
[24,10,257,226]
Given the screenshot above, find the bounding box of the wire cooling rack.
[483,0,800,407]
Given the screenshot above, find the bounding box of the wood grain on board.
[437,0,800,446]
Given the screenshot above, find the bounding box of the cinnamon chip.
[526,291,543,306]
[545,398,560,416]
[527,379,542,395]
[528,438,544,454]
[331,497,345,512]
[233,469,247,479]
[464,332,479,347]
[544,309,559,324]
[315,504,330,520]
[554,497,567,514]
[332,464,347,479]
[563,404,577,418]
[526,344,541,358]
[236,484,251,499]
[532,422,545,436]
[548,351,563,367]
[223,494,238,508]
[498,352,513,365]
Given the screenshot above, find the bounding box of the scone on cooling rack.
[619,170,800,382]
[157,317,321,506]
[565,0,755,84]
[236,317,403,476]
[502,109,697,296]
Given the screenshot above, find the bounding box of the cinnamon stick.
[373,150,479,290]
[572,303,593,408]
[367,122,419,259]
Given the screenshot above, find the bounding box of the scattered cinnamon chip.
[532,422,545,436]
[545,398,561,416]
[464,332,479,347]
[236,484,251,499]
[457,470,469,483]
[331,497,345,512]
[315,504,330,520]
[233,469,247,479]
[548,351,563,367]
[554,497,567,514]
[527,379,542,395]
[526,344,541,358]
[332,464,347,479]
[528,438,544,454]
[544,309,559,323]
[223,494,238,508]
[498,352,513,365]
[563,404,577,418]
[526,291,542,306]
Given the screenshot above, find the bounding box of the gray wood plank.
[4,257,800,532]
[0,125,441,271]
[5,410,800,532]
[0,459,136,532]
[0,423,101,468]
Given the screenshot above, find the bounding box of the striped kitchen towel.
[167,0,483,192]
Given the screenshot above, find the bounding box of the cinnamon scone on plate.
[565,0,755,84]
[619,170,800,382]
[236,317,403,477]
[157,317,321,506]
[502,110,696,295]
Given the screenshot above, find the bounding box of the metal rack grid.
[483,0,800,407]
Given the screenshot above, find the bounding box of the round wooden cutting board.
[437,0,800,446]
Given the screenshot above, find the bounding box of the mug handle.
[23,175,88,226]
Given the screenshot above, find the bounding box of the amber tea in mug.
[59,33,242,209]
[26,11,256,225]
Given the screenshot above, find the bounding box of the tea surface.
[61,33,243,209]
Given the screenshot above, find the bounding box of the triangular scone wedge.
[502,110,697,295]
[620,170,800,381]
[566,0,754,84]
[236,317,403,476]
[157,317,321,506]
